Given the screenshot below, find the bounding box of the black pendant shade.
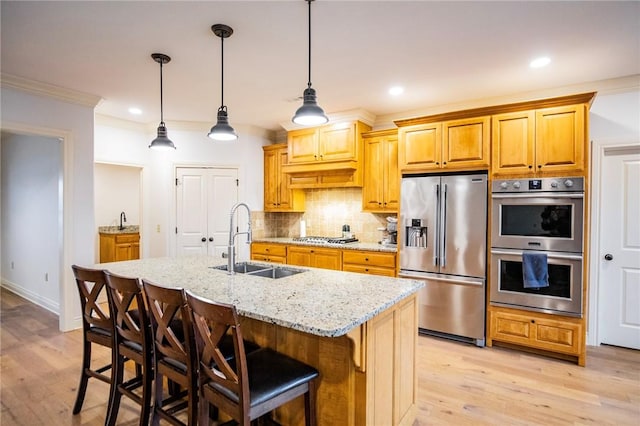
[149,53,176,150]
[208,24,238,141]
[292,0,328,126]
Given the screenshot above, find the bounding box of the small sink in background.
[212,262,306,279]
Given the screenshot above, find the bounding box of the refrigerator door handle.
[434,184,440,266]
[441,183,448,268]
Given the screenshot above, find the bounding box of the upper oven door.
[491,192,583,252]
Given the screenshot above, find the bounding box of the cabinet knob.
[528,165,533,169]
[201,237,206,242]
[436,162,439,165]
[265,248,270,252]
[365,258,369,261]
[531,319,535,323]
[443,162,447,165]
[538,165,542,169]
[209,237,213,242]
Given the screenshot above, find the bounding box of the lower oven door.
[490,248,583,317]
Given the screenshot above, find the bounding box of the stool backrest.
[104,271,150,349]
[142,279,195,368]
[186,291,250,419]
[72,265,111,332]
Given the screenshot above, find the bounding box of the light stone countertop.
[95,255,422,337]
[98,225,140,234]
[253,237,397,253]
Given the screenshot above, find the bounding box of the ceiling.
[2,1,639,133]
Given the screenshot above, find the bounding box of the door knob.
[201,237,206,242]
[209,237,214,242]
[604,253,613,261]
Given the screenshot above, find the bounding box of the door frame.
[171,163,244,258]
[588,138,640,346]
[1,121,74,331]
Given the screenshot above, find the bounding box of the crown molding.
[1,73,103,108]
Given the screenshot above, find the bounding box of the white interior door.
[176,167,238,257]
[598,147,640,349]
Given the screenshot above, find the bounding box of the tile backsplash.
[252,188,396,243]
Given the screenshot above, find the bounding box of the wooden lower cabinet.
[250,242,287,263]
[239,294,417,426]
[342,250,397,277]
[99,232,140,263]
[287,246,342,270]
[487,306,585,366]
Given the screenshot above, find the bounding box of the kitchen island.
[95,255,422,426]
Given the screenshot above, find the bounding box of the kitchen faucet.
[227,202,252,274]
[119,211,127,230]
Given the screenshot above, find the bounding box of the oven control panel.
[492,177,583,193]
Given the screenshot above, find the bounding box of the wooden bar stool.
[70,265,113,415]
[104,271,154,426]
[186,291,319,426]
[142,279,197,426]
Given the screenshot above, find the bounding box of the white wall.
[587,86,640,346]
[1,133,62,312]
[1,86,97,331]
[94,117,271,259]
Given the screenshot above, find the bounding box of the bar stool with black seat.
[186,291,319,426]
[71,265,113,415]
[104,271,154,426]
[142,279,197,426]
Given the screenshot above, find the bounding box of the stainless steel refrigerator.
[399,172,487,346]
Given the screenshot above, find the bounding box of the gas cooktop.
[293,236,359,244]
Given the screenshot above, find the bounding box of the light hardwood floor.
[1,287,638,425]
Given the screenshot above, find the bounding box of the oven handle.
[490,248,583,261]
[491,193,583,199]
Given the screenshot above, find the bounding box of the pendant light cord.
[220,34,225,108]
[159,61,165,124]
[307,0,312,89]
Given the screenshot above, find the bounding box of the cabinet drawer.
[342,264,396,277]
[251,254,286,264]
[115,233,139,243]
[251,243,286,257]
[342,250,396,268]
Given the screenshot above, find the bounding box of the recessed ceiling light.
[389,86,404,96]
[530,57,551,68]
[128,107,142,115]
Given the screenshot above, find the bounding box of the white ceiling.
[2,1,639,132]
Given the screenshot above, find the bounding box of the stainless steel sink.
[212,262,306,279]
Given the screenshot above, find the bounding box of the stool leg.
[139,362,153,426]
[72,338,92,414]
[106,351,124,426]
[305,380,317,426]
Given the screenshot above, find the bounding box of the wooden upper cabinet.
[492,110,536,175]
[442,116,490,169]
[398,123,441,170]
[263,144,304,212]
[398,117,489,171]
[362,129,399,212]
[535,104,585,174]
[287,128,319,164]
[492,104,586,177]
[319,122,358,162]
[287,121,366,165]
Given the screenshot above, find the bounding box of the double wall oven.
[490,177,584,317]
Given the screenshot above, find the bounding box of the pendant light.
[292,0,328,126]
[208,24,238,141]
[149,53,176,150]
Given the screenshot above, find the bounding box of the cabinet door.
[131,243,140,260]
[263,147,280,210]
[363,136,385,210]
[288,128,319,163]
[287,246,313,267]
[398,123,441,170]
[491,111,535,176]
[383,137,399,211]
[319,122,357,162]
[535,104,585,174]
[115,244,132,262]
[276,148,293,210]
[311,248,342,270]
[442,116,490,169]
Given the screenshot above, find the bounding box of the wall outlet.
[11,261,14,269]
[157,224,161,233]
[45,272,49,282]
